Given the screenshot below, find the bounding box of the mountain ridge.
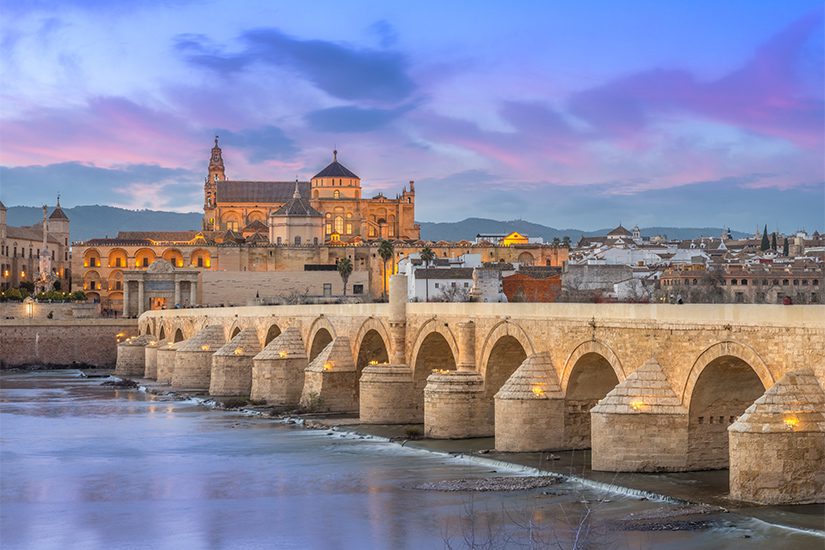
[5,205,751,242]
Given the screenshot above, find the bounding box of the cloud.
[175,28,415,103]
[567,11,824,147]
[215,126,298,163]
[0,162,200,211]
[304,104,414,133]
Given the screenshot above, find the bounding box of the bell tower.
[203,136,225,231]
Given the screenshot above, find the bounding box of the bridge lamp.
[630,400,645,411]
[531,383,546,397]
[323,361,334,371]
[368,360,379,366]
[233,347,244,356]
[783,415,799,431]
[278,350,288,358]
[201,344,210,351]
[25,301,33,318]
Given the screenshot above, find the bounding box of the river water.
[1,370,822,549]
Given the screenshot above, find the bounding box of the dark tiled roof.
[80,238,152,246]
[247,232,269,243]
[517,267,562,279]
[49,206,69,220]
[312,158,359,179]
[223,230,245,243]
[272,193,323,218]
[417,268,474,279]
[217,181,310,203]
[243,220,269,233]
[6,225,62,245]
[117,231,199,242]
[607,225,632,237]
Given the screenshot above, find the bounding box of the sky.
[0,0,823,232]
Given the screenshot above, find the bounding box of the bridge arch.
[560,340,625,393]
[561,340,625,449]
[410,320,459,411]
[683,341,772,470]
[158,324,166,341]
[306,316,336,361]
[355,327,390,376]
[479,321,535,386]
[172,327,184,343]
[263,322,282,346]
[353,318,392,362]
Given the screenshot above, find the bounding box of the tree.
[419,246,435,302]
[377,240,394,301]
[760,224,769,251]
[562,235,571,247]
[771,232,777,251]
[337,257,353,296]
[783,236,790,256]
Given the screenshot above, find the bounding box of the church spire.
[208,135,226,182]
[293,178,301,199]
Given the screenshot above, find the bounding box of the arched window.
[335,216,344,234]
[294,236,301,245]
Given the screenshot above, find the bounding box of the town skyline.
[1,1,823,232]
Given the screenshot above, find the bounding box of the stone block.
[360,364,418,424]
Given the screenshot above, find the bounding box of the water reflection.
[1,371,822,550]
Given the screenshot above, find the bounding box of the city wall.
[0,319,138,368]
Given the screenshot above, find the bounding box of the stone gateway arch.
[122,275,825,505]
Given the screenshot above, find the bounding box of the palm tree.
[420,246,435,302]
[378,240,394,301]
[337,257,353,296]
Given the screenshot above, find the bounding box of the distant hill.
[7,205,202,242]
[418,218,749,242]
[5,205,749,243]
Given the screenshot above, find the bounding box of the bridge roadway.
[121,275,825,505]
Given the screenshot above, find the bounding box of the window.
[294,236,301,246]
[802,280,809,286]
[346,223,352,235]
[115,258,123,267]
[464,282,469,288]
[814,280,819,286]
[434,283,439,289]
[353,284,364,295]
[783,279,789,286]
[323,283,332,296]
[326,223,332,234]
[735,292,744,303]
[793,280,799,286]
[335,216,344,234]
[333,190,340,199]
[313,237,319,245]
[451,282,456,288]
[741,279,747,285]
[197,257,204,267]
[276,237,282,245]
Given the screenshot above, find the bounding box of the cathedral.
[202,138,420,244]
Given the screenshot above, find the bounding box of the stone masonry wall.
[0,319,137,368]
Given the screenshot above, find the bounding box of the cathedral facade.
[202,138,419,243]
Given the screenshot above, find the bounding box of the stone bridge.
[123,275,825,505]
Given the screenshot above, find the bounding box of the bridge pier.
[300,336,358,413]
[115,335,150,377]
[360,274,419,423]
[251,327,308,405]
[590,358,690,472]
[424,371,488,438]
[729,369,825,504]
[360,364,418,423]
[424,320,491,438]
[143,339,161,379]
[156,341,182,384]
[494,353,565,451]
[208,328,262,397]
[173,325,226,389]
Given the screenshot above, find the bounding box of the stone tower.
[0,200,6,243]
[203,136,226,231]
[48,196,70,257]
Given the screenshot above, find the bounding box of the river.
[1,370,822,549]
